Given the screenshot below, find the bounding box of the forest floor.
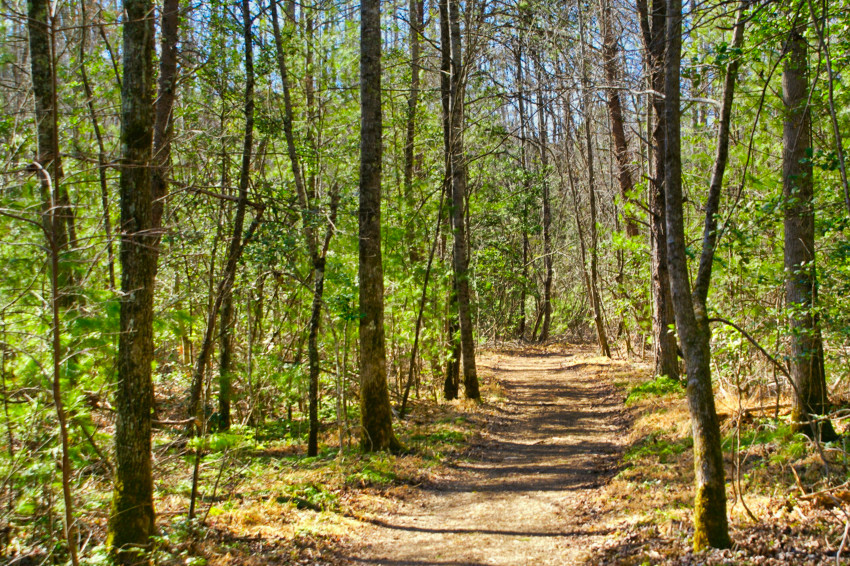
[339,347,628,565]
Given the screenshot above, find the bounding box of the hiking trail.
[341,348,631,565]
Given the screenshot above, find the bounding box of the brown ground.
[340,348,630,566]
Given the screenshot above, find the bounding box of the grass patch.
[276,482,339,511]
[624,431,693,464]
[625,375,684,405]
[345,454,399,487]
[410,430,466,444]
[723,419,810,466]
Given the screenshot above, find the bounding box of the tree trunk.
[403,0,423,202]
[782,25,837,441]
[152,0,179,234]
[599,0,639,238]
[515,40,529,340]
[663,0,730,550]
[37,167,78,565]
[217,1,255,434]
[271,0,340,456]
[637,0,679,380]
[188,0,258,430]
[578,7,610,358]
[28,0,73,304]
[359,0,401,452]
[218,294,234,431]
[537,63,553,343]
[402,0,424,263]
[439,0,460,400]
[444,276,461,400]
[108,0,157,557]
[448,0,480,399]
[401,193,445,417]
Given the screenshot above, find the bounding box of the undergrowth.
[597,363,850,565]
[625,374,685,405]
[70,370,505,566]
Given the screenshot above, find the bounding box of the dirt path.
[341,349,630,565]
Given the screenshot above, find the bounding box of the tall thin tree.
[359,0,401,451]
[661,0,749,550]
[448,0,480,398]
[782,22,837,440]
[599,0,639,238]
[108,0,157,556]
[637,0,679,380]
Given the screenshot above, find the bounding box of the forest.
[2,0,850,563]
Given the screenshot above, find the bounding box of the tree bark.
[637,0,679,380]
[782,25,837,441]
[692,1,745,307]
[448,0,480,399]
[217,0,255,433]
[35,166,79,566]
[152,0,179,234]
[440,0,460,400]
[663,0,730,550]
[28,0,74,304]
[403,0,423,202]
[515,39,529,340]
[599,0,639,238]
[108,0,157,557]
[359,0,401,452]
[271,0,341,456]
[537,62,553,343]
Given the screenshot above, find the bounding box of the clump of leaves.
[625,375,684,405]
[625,431,693,463]
[345,454,398,487]
[724,420,809,466]
[277,482,338,511]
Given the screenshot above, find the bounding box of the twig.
[799,481,850,501]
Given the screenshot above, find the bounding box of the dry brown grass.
[587,362,850,565]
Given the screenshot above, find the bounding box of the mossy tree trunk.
[782,24,837,441]
[662,0,750,550]
[359,0,401,452]
[108,0,157,557]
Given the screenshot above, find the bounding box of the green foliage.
[410,429,465,444]
[625,376,685,405]
[345,454,399,488]
[723,420,811,466]
[625,432,694,464]
[277,482,339,511]
[189,425,257,453]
